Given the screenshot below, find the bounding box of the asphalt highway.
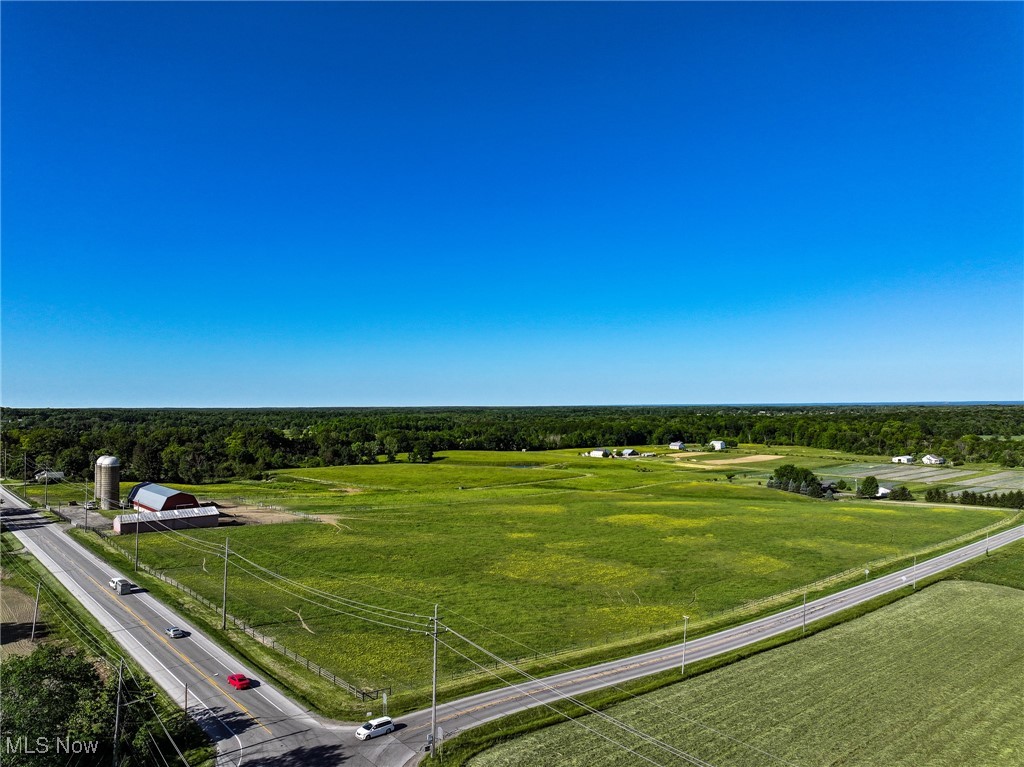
[3,482,1022,767]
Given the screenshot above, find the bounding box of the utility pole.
[184,683,188,713]
[31,581,41,641]
[84,486,89,529]
[680,615,689,676]
[43,475,48,508]
[913,555,917,589]
[134,517,140,572]
[112,658,124,767]
[986,531,990,555]
[23,455,27,492]
[221,537,229,630]
[430,604,439,759]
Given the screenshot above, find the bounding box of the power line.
[441,628,717,767]
[441,606,802,767]
[437,636,678,767]
[128,516,433,628]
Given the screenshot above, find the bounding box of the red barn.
[127,482,200,512]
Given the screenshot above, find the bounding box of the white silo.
[95,455,121,510]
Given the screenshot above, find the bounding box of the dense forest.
[1,405,1022,485]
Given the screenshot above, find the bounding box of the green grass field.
[467,579,1024,767]
[97,449,1013,702]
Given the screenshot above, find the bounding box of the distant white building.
[669,441,685,450]
[922,454,946,465]
[710,440,727,451]
[892,455,914,464]
[621,449,639,457]
[641,452,657,457]
[876,486,892,498]
[588,449,610,458]
[34,470,65,482]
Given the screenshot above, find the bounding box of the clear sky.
[2,2,1021,407]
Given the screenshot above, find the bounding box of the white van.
[109,577,133,595]
[355,716,394,740]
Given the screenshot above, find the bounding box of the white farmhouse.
[710,440,727,451]
[922,454,946,465]
[891,455,914,464]
[588,449,610,458]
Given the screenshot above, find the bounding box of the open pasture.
[119,451,1009,697]
[469,580,1024,767]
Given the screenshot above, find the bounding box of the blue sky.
[2,2,1021,407]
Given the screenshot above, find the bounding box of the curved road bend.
[3,483,1023,767]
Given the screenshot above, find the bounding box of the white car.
[164,626,185,638]
[355,716,394,741]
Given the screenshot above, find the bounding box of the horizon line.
[2,400,1022,411]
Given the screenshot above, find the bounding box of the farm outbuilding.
[669,441,685,450]
[710,440,727,451]
[114,506,220,535]
[892,455,914,464]
[588,449,610,458]
[922,454,946,465]
[127,482,201,512]
[621,449,639,457]
[34,470,65,482]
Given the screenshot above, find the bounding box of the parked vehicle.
[108,577,133,595]
[355,716,394,741]
[164,626,185,638]
[85,501,98,510]
[227,674,251,690]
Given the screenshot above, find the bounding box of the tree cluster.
[924,487,1024,509]
[766,464,824,497]
[888,486,915,501]
[0,643,205,767]
[857,476,880,498]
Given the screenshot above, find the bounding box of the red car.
[227,674,251,690]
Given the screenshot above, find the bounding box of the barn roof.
[130,483,200,511]
[117,507,219,525]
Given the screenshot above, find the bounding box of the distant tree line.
[924,487,1024,509]
[1,404,1021,485]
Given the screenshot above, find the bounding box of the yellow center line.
[80,567,273,735]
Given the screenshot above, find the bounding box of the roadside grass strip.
[467,580,1024,767]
